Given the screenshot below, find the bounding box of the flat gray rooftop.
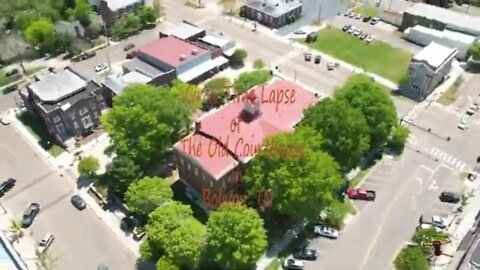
[29,69,86,103]
[246,0,302,18]
[163,23,204,40]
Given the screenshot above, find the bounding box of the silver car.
[38,233,54,253]
[314,224,339,239]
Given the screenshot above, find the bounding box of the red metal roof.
[174,79,318,179]
[138,36,208,67]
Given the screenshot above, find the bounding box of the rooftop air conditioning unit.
[179,55,186,61]
[192,49,198,55]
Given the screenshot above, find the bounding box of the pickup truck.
[347,187,376,201]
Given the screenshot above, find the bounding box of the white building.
[400,42,457,101]
[404,25,477,60]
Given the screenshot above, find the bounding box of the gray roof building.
[412,41,458,71]
[404,3,480,36]
[103,0,143,11]
[162,22,206,41]
[103,71,151,95]
[245,0,302,18]
[30,69,87,103]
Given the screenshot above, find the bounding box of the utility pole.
[317,4,322,22]
[102,22,112,73]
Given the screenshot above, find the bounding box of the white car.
[347,26,356,34]
[0,115,10,125]
[355,14,363,20]
[365,35,375,43]
[94,63,108,73]
[327,62,338,71]
[458,121,468,130]
[283,258,304,270]
[314,224,339,239]
[353,29,361,36]
[37,233,54,253]
[417,223,445,232]
[467,107,476,115]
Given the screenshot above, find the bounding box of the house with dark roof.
[243,0,302,28]
[19,68,106,145]
[173,79,319,211]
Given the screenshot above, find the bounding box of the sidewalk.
[432,178,480,269]
[5,108,140,259]
[0,209,37,270]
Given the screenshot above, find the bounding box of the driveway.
[328,15,422,54]
[0,125,137,270]
[304,147,464,270]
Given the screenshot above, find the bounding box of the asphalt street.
[0,125,137,270]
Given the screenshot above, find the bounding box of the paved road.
[0,125,137,270]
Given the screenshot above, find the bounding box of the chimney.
[192,49,198,55]
[194,120,201,133]
[179,55,186,61]
[242,90,260,118]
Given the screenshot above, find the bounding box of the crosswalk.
[429,146,467,172]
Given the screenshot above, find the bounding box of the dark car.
[293,248,318,260]
[3,84,18,94]
[342,25,351,31]
[70,195,86,210]
[97,264,108,270]
[5,69,19,77]
[0,178,16,196]
[362,16,372,22]
[305,32,318,43]
[22,203,40,227]
[314,55,321,64]
[439,192,461,203]
[123,43,135,51]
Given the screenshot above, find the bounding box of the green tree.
[24,18,55,46]
[203,77,231,106]
[335,75,397,148]
[244,128,344,221]
[125,176,173,217]
[234,69,272,93]
[230,48,248,66]
[387,125,410,154]
[136,6,158,25]
[139,238,162,261]
[219,0,237,14]
[8,219,24,243]
[102,84,190,169]
[302,98,370,173]
[169,80,202,113]
[253,59,265,69]
[205,203,267,269]
[412,228,449,256]
[74,0,92,26]
[101,155,143,197]
[468,43,480,61]
[14,10,39,30]
[156,257,180,270]
[77,155,100,178]
[165,218,206,269]
[394,246,429,270]
[110,14,142,40]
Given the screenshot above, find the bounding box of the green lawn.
[302,28,412,83]
[437,75,464,105]
[17,112,64,157]
[352,6,379,17]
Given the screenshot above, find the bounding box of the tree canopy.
[102,84,190,169]
[231,48,248,66]
[468,43,480,61]
[74,0,92,26]
[244,127,344,221]
[169,80,202,113]
[234,69,272,93]
[394,246,429,270]
[125,176,173,217]
[387,125,410,154]
[110,14,142,40]
[24,18,55,46]
[136,6,158,25]
[412,228,449,255]
[100,155,143,197]
[205,203,267,269]
[77,155,100,178]
[335,75,397,148]
[302,98,370,172]
[156,257,180,270]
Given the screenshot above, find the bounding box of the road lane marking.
[420,165,434,173]
[359,165,432,270]
[428,180,438,191]
[459,163,466,172]
[446,156,453,163]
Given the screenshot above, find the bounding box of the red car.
[347,187,376,201]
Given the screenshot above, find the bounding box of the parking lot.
[329,14,422,54]
[302,147,464,270]
[0,125,137,270]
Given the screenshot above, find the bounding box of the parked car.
[95,63,108,73]
[305,32,318,43]
[327,62,339,70]
[439,191,461,203]
[363,16,372,22]
[283,258,304,270]
[347,26,356,34]
[348,12,356,18]
[458,120,468,130]
[0,178,16,196]
[347,187,376,201]
[97,264,108,270]
[355,14,363,20]
[70,195,86,210]
[416,223,445,232]
[342,24,351,31]
[419,214,447,229]
[359,33,368,40]
[353,29,362,36]
[365,35,375,43]
[344,11,351,16]
[314,224,339,239]
[467,107,476,115]
[370,17,380,24]
[5,69,19,77]
[123,43,135,51]
[304,52,312,62]
[314,55,321,64]
[37,233,54,253]
[293,29,307,35]
[293,248,318,260]
[22,203,40,227]
[48,67,55,72]
[3,84,18,94]
[0,114,10,126]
